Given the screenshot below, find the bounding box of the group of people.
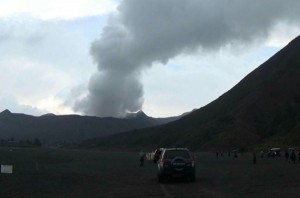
[257,149,300,164]
[215,149,300,165]
[216,150,238,158]
[284,150,300,164]
[140,148,300,166]
[139,147,162,167]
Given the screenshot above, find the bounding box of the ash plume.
[74,0,300,117]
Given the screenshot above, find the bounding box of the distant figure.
[139,151,145,167]
[260,150,264,158]
[234,151,238,158]
[253,152,257,164]
[216,151,219,158]
[290,150,296,164]
[228,151,231,157]
[285,150,290,161]
[153,147,162,163]
[220,152,223,157]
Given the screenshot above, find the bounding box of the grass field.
[0,148,299,198]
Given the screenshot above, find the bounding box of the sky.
[0,0,299,118]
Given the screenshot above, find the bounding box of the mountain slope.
[0,110,180,145]
[86,35,300,150]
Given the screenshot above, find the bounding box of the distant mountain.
[124,110,190,124]
[82,35,300,151]
[0,110,182,145]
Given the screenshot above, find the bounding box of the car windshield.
[163,150,191,159]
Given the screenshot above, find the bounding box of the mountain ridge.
[0,109,184,145]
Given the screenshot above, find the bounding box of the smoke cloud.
[75,0,300,117]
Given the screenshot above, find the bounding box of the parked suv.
[157,148,195,182]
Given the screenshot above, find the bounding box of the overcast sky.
[0,0,299,118]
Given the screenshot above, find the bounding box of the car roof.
[270,148,281,151]
[163,148,189,151]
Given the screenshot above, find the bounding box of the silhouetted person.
[234,151,238,158]
[139,151,145,167]
[216,151,219,158]
[285,150,289,161]
[260,150,264,158]
[290,150,296,164]
[253,152,257,164]
[153,147,162,163]
[228,151,231,157]
[221,152,223,157]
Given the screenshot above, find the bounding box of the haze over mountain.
[0,110,182,145]
[83,35,300,151]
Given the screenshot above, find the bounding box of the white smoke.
[75,0,300,117]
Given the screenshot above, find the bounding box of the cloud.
[0,95,44,115]
[0,0,118,20]
[266,21,300,47]
[0,16,97,115]
[75,0,300,118]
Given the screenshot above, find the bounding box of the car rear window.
[163,150,191,159]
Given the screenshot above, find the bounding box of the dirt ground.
[0,148,299,198]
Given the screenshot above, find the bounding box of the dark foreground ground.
[0,148,299,198]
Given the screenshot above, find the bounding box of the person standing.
[139,150,145,167]
[234,150,238,158]
[290,150,296,164]
[260,150,264,158]
[253,152,257,164]
[153,147,162,163]
[285,150,289,161]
